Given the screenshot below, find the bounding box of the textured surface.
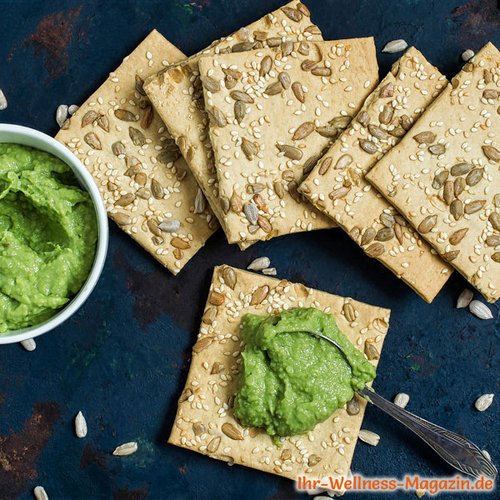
[0,1,499,499]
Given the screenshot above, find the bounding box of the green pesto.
[0,144,97,333]
[234,308,376,437]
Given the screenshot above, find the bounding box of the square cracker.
[199,38,379,244]
[144,2,322,244]
[56,30,217,275]
[300,47,453,303]
[169,265,391,481]
[366,42,500,302]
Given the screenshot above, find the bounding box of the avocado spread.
[234,308,376,437]
[0,143,97,333]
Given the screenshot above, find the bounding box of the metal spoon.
[300,330,497,479]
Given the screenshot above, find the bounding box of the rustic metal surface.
[0,0,498,498]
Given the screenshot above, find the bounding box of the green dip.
[234,308,376,437]
[0,143,98,333]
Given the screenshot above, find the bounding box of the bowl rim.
[0,123,109,344]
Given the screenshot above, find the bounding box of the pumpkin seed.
[293,121,315,141]
[222,422,244,440]
[291,82,305,103]
[84,132,102,150]
[450,162,472,176]
[475,393,494,411]
[482,145,500,162]
[464,199,485,214]
[413,131,436,144]
[418,215,437,233]
[114,108,137,121]
[359,139,377,154]
[113,442,138,456]
[469,300,493,320]
[75,411,88,438]
[449,228,469,245]
[428,144,445,155]
[456,288,474,309]
[276,143,303,160]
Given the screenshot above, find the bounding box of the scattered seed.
[465,168,483,187]
[358,429,380,446]
[34,486,49,500]
[114,108,137,121]
[382,39,408,53]
[207,436,221,453]
[278,72,291,89]
[234,100,246,123]
[454,177,465,197]
[262,267,277,276]
[442,250,460,262]
[257,215,272,233]
[281,6,302,22]
[21,338,36,351]
[113,442,138,456]
[74,411,87,438]
[393,393,410,409]
[364,341,380,360]
[461,49,475,62]
[230,90,254,103]
[317,157,332,175]
[475,393,494,412]
[379,83,394,98]
[329,186,350,200]
[368,124,389,141]
[56,104,69,128]
[469,300,494,319]
[456,288,474,309]
[357,110,369,127]
[0,89,7,110]
[81,110,98,127]
[486,235,500,247]
[151,178,164,199]
[308,454,322,467]
[483,89,499,100]
[247,257,271,271]
[375,227,394,242]
[335,154,353,170]
[241,137,258,160]
[171,237,190,250]
[311,66,331,77]
[250,285,269,305]
[129,127,146,146]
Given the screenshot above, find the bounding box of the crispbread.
[144,2,322,245]
[300,47,453,302]
[56,31,216,275]
[199,38,378,243]
[169,265,390,481]
[366,42,500,302]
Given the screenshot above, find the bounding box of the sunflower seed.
[365,242,384,258]
[449,228,469,245]
[129,127,146,146]
[361,227,376,246]
[141,105,153,129]
[230,191,243,213]
[257,216,272,233]
[262,267,277,276]
[308,454,322,466]
[311,66,331,77]
[379,83,394,98]
[274,180,285,199]
[230,90,253,103]
[264,81,283,96]
[346,396,360,415]
[457,288,474,308]
[343,302,356,322]
[443,181,454,205]
[278,72,291,89]
[204,76,220,93]
[74,411,88,438]
[281,40,293,56]
[382,39,408,53]
[291,82,305,103]
[413,131,436,144]
[483,89,499,100]
[260,55,272,77]
[358,429,380,446]
[234,100,246,124]
[465,168,483,187]
[379,104,394,125]
[156,219,180,234]
[475,393,494,412]
[333,154,352,171]
[151,178,164,199]
[329,186,350,200]
[115,193,135,207]
[449,199,463,220]
[231,41,255,52]
[115,109,137,121]
[56,104,69,128]
[136,187,150,199]
[364,340,380,360]
[293,121,315,141]
[375,227,394,241]
[368,124,389,141]
[81,110,98,127]
[251,285,269,305]
[398,114,411,131]
[207,436,221,453]
[171,237,190,250]
[111,141,125,156]
[450,162,471,176]
[301,59,318,71]
[469,300,493,320]
[418,215,437,233]
[428,143,445,155]
[194,188,206,214]
[21,338,36,352]
[489,212,500,231]
[241,137,258,160]
[221,422,244,440]
[34,486,49,500]
[461,49,475,61]
[84,132,102,150]
[389,126,405,138]
[380,213,395,228]
[394,223,403,244]
[114,212,132,225]
[464,199,485,214]
[281,6,302,22]
[113,442,138,456]
[357,111,370,127]
[359,139,377,154]
[209,106,227,127]
[243,202,258,225]
[0,89,7,110]
[247,257,271,271]
[393,393,410,409]
[442,250,460,261]
[486,235,500,247]
[492,252,500,263]
[432,170,449,189]
[315,125,341,138]
[482,145,500,162]
[276,143,302,160]
[157,149,181,164]
[222,267,237,289]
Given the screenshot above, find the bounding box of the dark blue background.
[0,1,499,499]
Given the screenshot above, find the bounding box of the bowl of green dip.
[0,124,108,344]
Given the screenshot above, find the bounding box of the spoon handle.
[359,387,497,479]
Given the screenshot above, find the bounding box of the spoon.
[300,330,497,479]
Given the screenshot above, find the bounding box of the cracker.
[199,38,378,243]
[169,265,390,481]
[366,42,500,302]
[56,31,217,275]
[300,47,453,303]
[144,2,322,245]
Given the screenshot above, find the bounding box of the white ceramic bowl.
[0,124,108,344]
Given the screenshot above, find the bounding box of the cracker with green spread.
[198,38,378,244]
[300,47,453,302]
[366,42,500,303]
[144,2,322,246]
[56,30,217,275]
[169,265,390,481]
